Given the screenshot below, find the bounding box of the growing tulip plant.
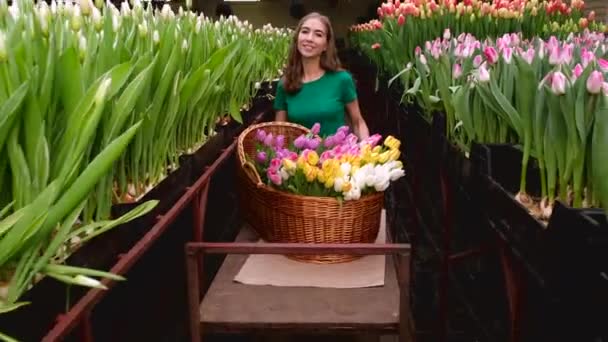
[251,124,406,201]
[0,0,291,332]
[410,29,608,217]
[348,0,606,101]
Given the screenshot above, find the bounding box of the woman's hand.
[346,99,370,140]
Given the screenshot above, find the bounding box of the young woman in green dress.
[273,12,371,139]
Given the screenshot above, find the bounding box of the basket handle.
[242,160,264,187]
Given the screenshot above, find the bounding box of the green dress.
[273,70,358,137]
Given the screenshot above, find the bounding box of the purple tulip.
[306,137,321,150]
[255,129,267,142]
[345,133,358,146]
[294,135,306,149]
[263,133,274,147]
[324,136,335,148]
[256,151,267,163]
[337,125,350,136]
[333,131,346,145]
[275,135,285,149]
[311,123,321,135]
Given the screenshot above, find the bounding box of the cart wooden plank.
[200,226,408,334]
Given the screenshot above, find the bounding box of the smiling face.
[297,18,328,59]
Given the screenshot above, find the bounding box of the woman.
[274,12,370,139]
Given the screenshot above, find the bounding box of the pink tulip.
[452,63,462,79]
[473,55,483,68]
[269,158,281,171]
[573,63,584,79]
[324,136,335,148]
[550,71,567,95]
[419,54,427,65]
[581,48,595,68]
[371,43,381,50]
[477,65,490,82]
[502,47,513,64]
[598,58,608,72]
[484,47,498,64]
[560,44,573,65]
[603,82,608,96]
[586,71,604,94]
[311,123,321,135]
[443,28,451,40]
[415,46,422,55]
[397,14,405,25]
[549,46,561,65]
[522,48,535,64]
[268,169,282,185]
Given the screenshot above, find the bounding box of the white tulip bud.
[92,7,102,31]
[79,0,94,16]
[138,22,147,37]
[74,275,107,289]
[195,19,202,33]
[95,0,103,9]
[71,6,82,32]
[8,3,19,20]
[120,1,130,16]
[112,13,120,32]
[78,34,87,61]
[95,78,112,105]
[161,4,171,20]
[178,6,184,16]
[50,0,57,14]
[153,30,160,45]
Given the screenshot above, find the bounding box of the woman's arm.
[275,110,287,122]
[346,99,370,140]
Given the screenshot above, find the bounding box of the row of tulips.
[348,0,606,92]
[411,30,608,217]
[0,0,290,329]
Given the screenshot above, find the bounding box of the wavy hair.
[282,12,342,94]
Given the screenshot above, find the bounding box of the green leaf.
[592,96,608,211]
[0,301,30,315]
[0,81,29,152]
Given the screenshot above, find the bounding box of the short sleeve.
[273,80,287,111]
[341,71,358,103]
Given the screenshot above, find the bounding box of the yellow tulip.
[306,151,319,166]
[388,149,401,161]
[342,181,352,192]
[383,135,401,150]
[282,158,296,172]
[378,152,390,164]
[372,146,382,153]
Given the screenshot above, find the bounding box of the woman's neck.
[301,57,324,82]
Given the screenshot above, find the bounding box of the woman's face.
[297,18,328,59]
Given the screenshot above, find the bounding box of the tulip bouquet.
[251,124,406,201]
[411,28,608,216]
[348,0,606,97]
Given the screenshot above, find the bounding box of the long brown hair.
[282,12,342,94]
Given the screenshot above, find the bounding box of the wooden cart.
[185,223,413,341]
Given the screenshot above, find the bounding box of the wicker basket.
[236,121,384,264]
